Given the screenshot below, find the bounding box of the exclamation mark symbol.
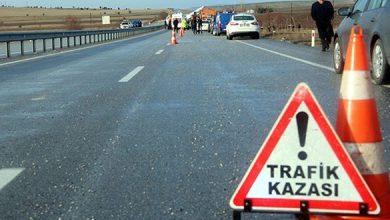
[296,112,309,160]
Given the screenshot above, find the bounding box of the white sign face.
[230,83,379,215]
[247,103,360,201]
[102,16,111,25]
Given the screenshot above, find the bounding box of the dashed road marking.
[119,66,144,82]
[166,43,170,46]
[0,30,165,68]
[155,49,164,55]
[31,96,46,101]
[0,168,24,190]
[236,40,335,72]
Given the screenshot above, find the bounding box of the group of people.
[164,18,188,34]
[164,0,334,52]
[190,14,204,34]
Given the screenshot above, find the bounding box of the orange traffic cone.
[171,31,178,45]
[312,26,390,219]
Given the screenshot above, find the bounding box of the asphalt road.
[0,30,389,219]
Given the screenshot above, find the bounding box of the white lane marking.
[384,85,390,88]
[119,66,144,82]
[31,96,46,101]
[0,168,24,190]
[236,40,335,72]
[0,30,165,67]
[166,43,170,46]
[155,49,164,55]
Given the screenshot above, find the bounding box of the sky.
[0,0,280,9]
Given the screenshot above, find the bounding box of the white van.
[171,13,184,29]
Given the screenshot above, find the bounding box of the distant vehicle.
[202,20,210,31]
[334,0,390,84]
[171,12,184,29]
[120,21,132,29]
[226,13,260,40]
[212,12,235,36]
[131,20,143,28]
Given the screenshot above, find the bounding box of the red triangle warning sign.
[230,83,380,215]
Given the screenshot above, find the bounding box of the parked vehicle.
[171,12,184,29]
[226,13,260,40]
[131,20,143,28]
[334,0,390,84]
[120,21,132,29]
[212,12,235,36]
[202,20,210,31]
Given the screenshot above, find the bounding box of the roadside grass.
[262,29,323,47]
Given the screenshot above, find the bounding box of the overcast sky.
[0,0,284,9]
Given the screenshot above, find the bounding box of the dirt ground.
[261,29,323,47]
[255,2,354,47]
[0,7,167,32]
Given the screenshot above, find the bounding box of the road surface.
[0,30,389,219]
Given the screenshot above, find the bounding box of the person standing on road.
[168,18,172,30]
[197,17,203,34]
[192,16,197,34]
[173,18,179,33]
[181,19,187,31]
[311,0,334,51]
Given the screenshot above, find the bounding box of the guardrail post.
[52,38,55,50]
[32,39,36,53]
[79,36,82,45]
[43,39,46,52]
[20,41,24,56]
[311,30,315,47]
[67,37,70,47]
[60,37,63,49]
[6,41,11,58]
[73,36,76,46]
[89,35,92,44]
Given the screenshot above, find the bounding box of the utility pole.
[240,0,245,12]
[290,1,293,30]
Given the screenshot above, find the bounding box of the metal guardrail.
[0,25,164,58]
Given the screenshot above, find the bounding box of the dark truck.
[212,12,235,36]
